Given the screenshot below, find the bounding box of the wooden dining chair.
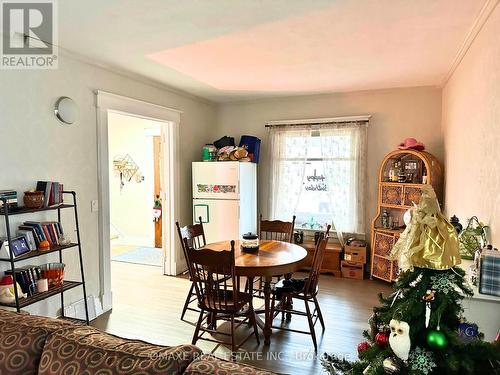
[259,214,296,242]
[255,214,296,296]
[186,240,260,360]
[175,217,206,321]
[270,225,331,352]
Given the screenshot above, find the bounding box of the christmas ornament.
[382,357,400,374]
[375,331,389,347]
[409,273,423,287]
[422,289,436,302]
[389,319,411,361]
[427,329,448,349]
[391,185,461,271]
[458,321,479,344]
[389,289,403,307]
[422,289,435,328]
[430,273,457,294]
[425,302,431,328]
[357,341,370,354]
[409,347,437,375]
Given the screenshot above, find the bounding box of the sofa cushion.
[0,309,75,375]
[38,325,202,375]
[184,354,277,375]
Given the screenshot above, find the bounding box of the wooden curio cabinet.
[370,150,443,282]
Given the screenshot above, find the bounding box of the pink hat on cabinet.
[398,138,425,151]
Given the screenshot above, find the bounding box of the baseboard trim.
[101,291,113,313]
[63,295,104,320]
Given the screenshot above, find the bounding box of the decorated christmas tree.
[322,185,500,374]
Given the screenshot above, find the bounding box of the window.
[268,119,368,234]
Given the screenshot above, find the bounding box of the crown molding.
[442,0,500,86]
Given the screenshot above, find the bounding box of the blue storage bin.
[239,135,261,163]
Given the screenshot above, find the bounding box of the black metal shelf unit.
[0,191,89,324]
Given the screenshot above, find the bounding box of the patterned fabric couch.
[0,309,276,375]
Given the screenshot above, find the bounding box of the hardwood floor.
[92,262,392,374]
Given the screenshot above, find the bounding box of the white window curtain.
[268,120,367,236]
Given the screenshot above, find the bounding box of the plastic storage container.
[239,135,261,163]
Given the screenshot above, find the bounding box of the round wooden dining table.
[202,239,307,345]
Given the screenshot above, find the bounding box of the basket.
[23,191,44,209]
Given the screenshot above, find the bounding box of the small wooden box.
[341,260,364,280]
[344,245,367,264]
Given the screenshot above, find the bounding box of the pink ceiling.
[147,1,484,94]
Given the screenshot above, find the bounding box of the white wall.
[215,86,443,236]
[442,4,500,244]
[0,53,216,316]
[108,113,160,247]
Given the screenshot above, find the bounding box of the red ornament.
[357,341,370,354]
[375,332,389,347]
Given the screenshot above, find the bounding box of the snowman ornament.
[389,319,411,361]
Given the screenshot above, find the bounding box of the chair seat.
[203,290,253,312]
[272,278,318,298]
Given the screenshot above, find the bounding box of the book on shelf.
[22,222,46,242]
[0,190,18,208]
[18,225,41,246]
[41,225,52,245]
[5,265,42,296]
[35,181,64,208]
[22,221,64,247]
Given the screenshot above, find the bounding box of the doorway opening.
[108,112,163,268]
[96,90,181,314]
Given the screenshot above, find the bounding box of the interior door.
[194,199,239,244]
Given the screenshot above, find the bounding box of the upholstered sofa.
[0,309,275,374]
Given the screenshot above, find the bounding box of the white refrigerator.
[192,161,257,244]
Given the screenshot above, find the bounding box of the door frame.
[95,90,182,313]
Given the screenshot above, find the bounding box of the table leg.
[263,276,272,345]
[284,273,293,321]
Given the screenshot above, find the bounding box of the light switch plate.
[91,200,99,212]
